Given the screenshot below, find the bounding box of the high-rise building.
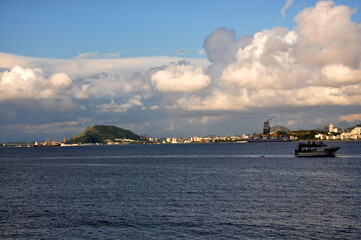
[263,120,270,135]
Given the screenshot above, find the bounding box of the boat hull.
[295,147,340,157]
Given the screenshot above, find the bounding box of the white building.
[315,134,327,140]
[191,136,202,142]
[351,127,361,135]
[329,123,334,132]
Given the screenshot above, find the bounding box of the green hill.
[66,125,141,144]
[270,125,290,133]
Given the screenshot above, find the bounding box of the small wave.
[336,154,361,159]
[35,154,295,161]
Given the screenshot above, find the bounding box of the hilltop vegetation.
[270,126,290,133]
[66,125,141,144]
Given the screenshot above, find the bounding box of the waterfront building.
[351,127,361,135]
[329,123,334,132]
[315,134,327,140]
[191,136,202,142]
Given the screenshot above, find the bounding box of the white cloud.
[151,61,210,92]
[75,52,98,59]
[0,52,210,77]
[281,0,293,20]
[49,73,73,90]
[169,50,188,55]
[0,65,45,100]
[97,96,143,113]
[294,1,361,68]
[177,1,361,112]
[221,28,302,90]
[102,52,120,58]
[339,113,361,123]
[320,64,361,86]
[0,65,74,100]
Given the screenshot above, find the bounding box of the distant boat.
[295,141,340,157]
[34,137,61,147]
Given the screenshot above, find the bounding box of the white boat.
[295,141,340,157]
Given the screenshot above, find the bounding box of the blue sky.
[3,0,356,59]
[1,0,361,142]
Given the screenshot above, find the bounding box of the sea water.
[1,142,360,239]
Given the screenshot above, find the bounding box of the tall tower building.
[329,123,334,133]
[263,120,270,135]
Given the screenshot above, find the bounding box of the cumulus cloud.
[151,61,210,92]
[221,27,301,90]
[0,65,73,100]
[294,1,361,68]
[203,28,246,65]
[49,73,73,90]
[177,1,361,112]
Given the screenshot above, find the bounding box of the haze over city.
[1,0,361,142]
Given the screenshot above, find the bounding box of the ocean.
[1,142,360,239]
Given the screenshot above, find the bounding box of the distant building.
[263,120,270,135]
[315,134,327,140]
[191,136,202,142]
[351,127,361,135]
[329,123,334,133]
[242,134,252,139]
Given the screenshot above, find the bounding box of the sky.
[1,0,361,142]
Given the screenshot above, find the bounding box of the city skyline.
[1,0,361,142]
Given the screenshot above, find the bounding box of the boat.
[295,141,340,157]
[34,137,61,147]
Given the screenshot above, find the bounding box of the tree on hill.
[66,125,141,144]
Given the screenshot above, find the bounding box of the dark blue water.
[1,142,361,239]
